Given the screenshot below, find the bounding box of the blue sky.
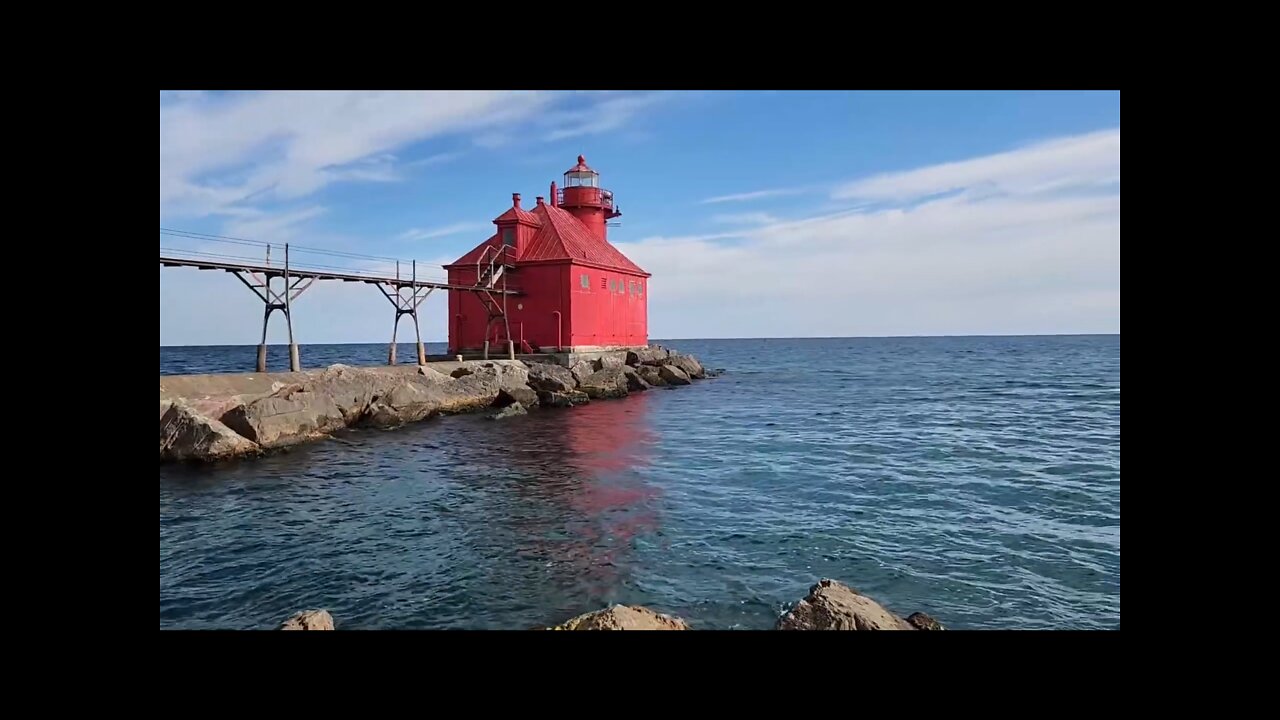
[160,90,1120,345]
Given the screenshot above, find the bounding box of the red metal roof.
[523,203,647,275]
[492,205,540,225]
[446,233,503,268]
[446,202,646,276]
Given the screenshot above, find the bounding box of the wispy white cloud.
[544,92,669,142]
[404,151,464,168]
[161,91,556,220]
[699,187,806,204]
[224,206,328,243]
[396,222,489,242]
[711,212,780,225]
[832,128,1120,203]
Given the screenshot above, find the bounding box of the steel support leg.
[257,306,270,372]
[376,281,434,367]
[388,314,400,365]
[232,264,313,373]
[413,310,426,365]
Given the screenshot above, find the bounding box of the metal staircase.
[475,245,517,355]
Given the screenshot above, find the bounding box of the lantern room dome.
[564,154,599,188]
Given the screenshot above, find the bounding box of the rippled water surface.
[159,336,1120,630]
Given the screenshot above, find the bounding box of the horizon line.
[160,332,1120,348]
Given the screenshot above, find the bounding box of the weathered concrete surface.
[279,609,334,630]
[776,579,917,630]
[547,605,690,631]
[160,347,717,464]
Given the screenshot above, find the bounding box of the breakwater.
[160,345,715,463]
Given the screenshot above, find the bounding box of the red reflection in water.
[500,392,665,601]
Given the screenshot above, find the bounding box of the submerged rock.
[280,609,334,631]
[776,579,915,630]
[491,404,528,420]
[548,605,689,630]
[906,612,945,630]
[160,399,261,462]
[537,390,590,408]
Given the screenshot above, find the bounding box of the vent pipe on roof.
[550,181,558,208]
[512,193,522,209]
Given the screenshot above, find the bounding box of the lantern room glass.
[565,170,598,188]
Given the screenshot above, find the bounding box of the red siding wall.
[567,263,648,348]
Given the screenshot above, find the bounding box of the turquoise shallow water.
[159,335,1120,630]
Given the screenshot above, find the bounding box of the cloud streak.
[396,223,489,242]
[699,187,805,204]
[832,128,1120,203]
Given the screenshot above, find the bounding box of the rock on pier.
[160,345,718,463]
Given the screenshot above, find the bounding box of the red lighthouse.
[444,156,649,355]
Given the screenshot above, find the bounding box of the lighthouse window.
[502,227,515,246]
[580,273,589,289]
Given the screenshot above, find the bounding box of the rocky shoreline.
[277,579,945,631]
[160,345,717,464]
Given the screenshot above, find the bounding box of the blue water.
[159,335,1120,630]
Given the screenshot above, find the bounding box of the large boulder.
[494,385,539,409]
[569,360,595,386]
[636,365,667,387]
[665,353,705,379]
[548,605,690,630]
[592,352,627,372]
[626,346,670,366]
[579,367,629,399]
[221,384,346,448]
[160,400,260,462]
[527,362,576,393]
[279,609,334,630]
[310,364,400,423]
[622,366,650,392]
[362,381,439,427]
[658,365,692,386]
[444,366,505,412]
[776,579,915,630]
